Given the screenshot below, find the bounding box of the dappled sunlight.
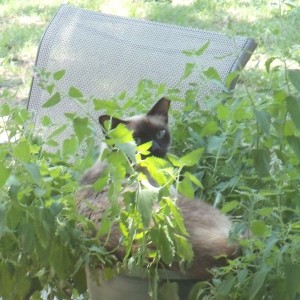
[99,0,134,16]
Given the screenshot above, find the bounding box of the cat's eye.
[156,129,166,139]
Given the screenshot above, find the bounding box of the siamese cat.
[77,97,241,280]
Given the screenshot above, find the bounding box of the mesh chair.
[28,4,256,143]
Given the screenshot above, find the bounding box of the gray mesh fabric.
[28,4,256,144]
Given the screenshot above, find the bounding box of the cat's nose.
[151,141,166,158]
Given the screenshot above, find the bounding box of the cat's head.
[99,97,171,158]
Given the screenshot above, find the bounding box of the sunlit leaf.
[251,220,267,236]
[13,140,31,162]
[181,148,204,167]
[53,69,66,81]
[62,136,78,158]
[138,189,158,227]
[73,117,92,143]
[42,92,61,108]
[221,200,239,214]
[203,67,221,81]
[68,86,83,98]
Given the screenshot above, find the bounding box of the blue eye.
[156,129,166,139]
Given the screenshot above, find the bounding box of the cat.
[77,97,241,280]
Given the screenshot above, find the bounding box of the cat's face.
[99,97,171,158]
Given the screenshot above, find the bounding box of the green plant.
[2,55,300,300]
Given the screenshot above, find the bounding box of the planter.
[86,268,196,300]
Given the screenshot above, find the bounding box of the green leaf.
[47,124,67,140]
[140,156,168,185]
[225,71,239,89]
[207,135,226,154]
[0,203,7,237]
[97,217,113,237]
[13,140,31,162]
[167,153,183,167]
[287,135,300,160]
[181,63,196,80]
[93,99,120,111]
[181,147,204,167]
[53,69,66,81]
[42,92,61,108]
[73,117,92,143]
[163,197,188,236]
[249,264,271,300]
[221,200,239,213]
[217,104,230,120]
[203,67,221,81]
[182,41,209,57]
[178,177,194,199]
[68,86,83,98]
[93,170,109,192]
[0,161,10,188]
[219,274,236,296]
[42,115,52,126]
[286,96,300,130]
[109,124,134,144]
[252,149,270,177]
[288,69,300,93]
[20,222,35,254]
[137,141,152,156]
[62,136,78,158]
[265,57,277,73]
[201,121,219,136]
[174,234,194,263]
[183,171,203,189]
[138,189,158,227]
[151,226,174,265]
[254,109,271,134]
[46,84,54,94]
[24,163,41,185]
[284,263,300,299]
[251,220,267,236]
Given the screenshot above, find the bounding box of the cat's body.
[77,98,241,280]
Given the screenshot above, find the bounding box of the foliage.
[2,49,300,299]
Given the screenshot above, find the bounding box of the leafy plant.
[2,54,300,299]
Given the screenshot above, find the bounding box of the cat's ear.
[99,115,128,131]
[147,97,171,124]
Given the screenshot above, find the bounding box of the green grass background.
[1,0,299,104]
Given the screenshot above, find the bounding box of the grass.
[1,0,299,104]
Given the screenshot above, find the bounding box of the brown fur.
[77,98,241,280]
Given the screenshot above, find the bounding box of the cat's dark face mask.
[99,97,171,158]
